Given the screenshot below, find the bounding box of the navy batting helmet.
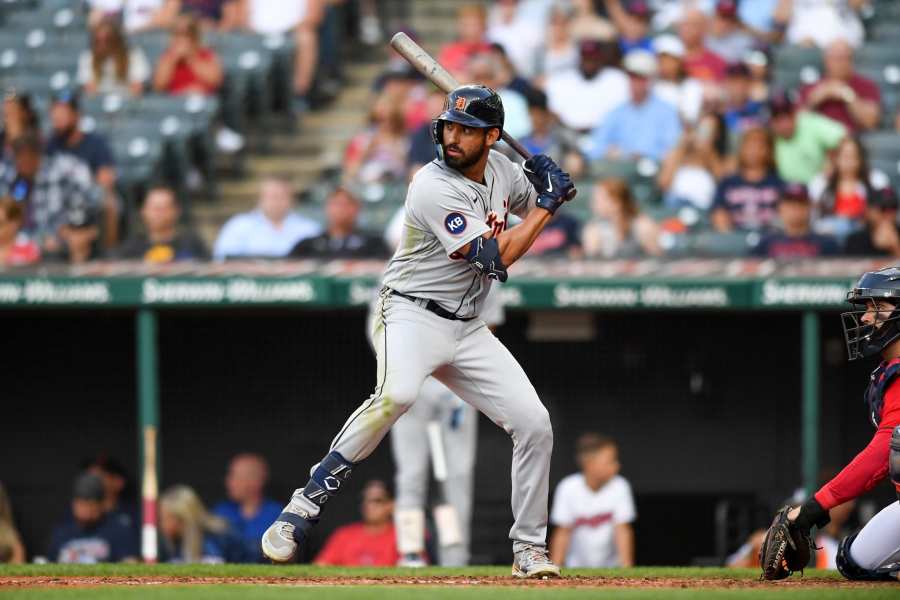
[842,267,900,360]
[431,85,504,159]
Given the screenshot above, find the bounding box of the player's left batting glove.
[759,498,829,581]
[523,154,575,215]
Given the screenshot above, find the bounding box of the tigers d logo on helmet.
[455,96,467,110]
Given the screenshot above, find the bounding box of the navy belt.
[388,289,475,322]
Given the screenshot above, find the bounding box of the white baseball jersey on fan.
[329,150,554,548]
[550,474,636,568]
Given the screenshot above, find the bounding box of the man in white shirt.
[546,38,629,133]
[214,176,321,259]
[549,433,636,568]
[88,0,179,33]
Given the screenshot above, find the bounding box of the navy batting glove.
[524,155,573,215]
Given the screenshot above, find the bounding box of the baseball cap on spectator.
[870,186,899,210]
[623,49,657,78]
[768,90,797,116]
[743,48,769,68]
[579,38,607,57]
[626,0,652,20]
[73,472,105,502]
[779,183,810,204]
[715,0,738,19]
[525,88,548,111]
[52,89,80,111]
[653,34,684,58]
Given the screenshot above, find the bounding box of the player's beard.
[444,140,486,171]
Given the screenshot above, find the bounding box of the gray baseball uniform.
[329,151,552,547]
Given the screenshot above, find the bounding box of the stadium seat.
[689,231,753,257]
[863,132,900,163]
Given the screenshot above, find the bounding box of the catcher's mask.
[842,267,900,361]
[431,84,504,161]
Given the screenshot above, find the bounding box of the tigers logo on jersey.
[455,96,467,111]
[445,212,467,235]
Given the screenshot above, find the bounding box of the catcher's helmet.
[431,84,504,160]
[842,267,900,360]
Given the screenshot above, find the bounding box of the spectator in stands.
[711,127,784,232]
[230,0,324,105]
[289,187,389,259]
[529,211,584,258]
[89,0,180,33]
[0,481,25,563]
[117,186,208,262]
[678,8,727,83]
[744,47,772,103]
[214,177,319,259]
[48,473,138,563]
[799,40,881,133]
[46,91,120,249]
[652,34,703,125]
[0,134,100,264]
[314,480,399,566]
[657,114,723,211]
[212,453,281,563]
[438,4,491,80]
[181,0,240,29]
[78,17,151,98]
[0,92,40,162]
[586,50,682,162]
[582,178,661,258]
[809,136,885,240]
[845,186,900,257]
[467,54,531,140]
[569,0,616,43]
[706,0,755,64]
[721,63,766,138]
[785,0,865,49]
[752,183,839,258]
[407,88,448,176]
[604,0,653,55]
[536,4,578,87]
[520,89,585,179]
[153,15,224,96]
[649,0,714,31]
[486,0,543,80]
[0,198,39,266]
[488,44,536,100]
[344,94,410,185]
[549,434,636,568]
[739,0,790,44]
[375,64,428,134]
[769,90,846,184]
[159,485,247,563]
[547,38,628,133]
[82,455,139,536]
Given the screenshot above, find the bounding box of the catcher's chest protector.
[865,358,900,427]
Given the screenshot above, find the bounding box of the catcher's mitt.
[759,506,814,580]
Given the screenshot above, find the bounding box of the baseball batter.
[761,266,900,581]
[262,84,574,578]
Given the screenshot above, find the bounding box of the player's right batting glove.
[759,499,829,581]
[523,154,574,215]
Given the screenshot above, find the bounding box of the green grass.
[0,565,891,599]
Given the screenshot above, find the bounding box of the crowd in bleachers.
[339,0,900,261]
[2,0,900,267]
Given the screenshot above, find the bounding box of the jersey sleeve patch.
[444,212,468,236]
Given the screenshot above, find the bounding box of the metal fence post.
[802,311,820,495]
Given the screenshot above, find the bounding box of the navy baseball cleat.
[261,488,319,563]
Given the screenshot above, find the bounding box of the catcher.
[760,265,900,581]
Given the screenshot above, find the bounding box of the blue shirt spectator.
[211,453,281,562]
[586,50,682,162]
[214,177,321,259]
[587,94,682,162]
[739,0,780,33]
[48,473,138,563]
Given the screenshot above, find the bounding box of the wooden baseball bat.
[141,425,159,563]
[390,32,577,200]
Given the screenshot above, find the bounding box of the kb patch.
[445,212,467,235]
